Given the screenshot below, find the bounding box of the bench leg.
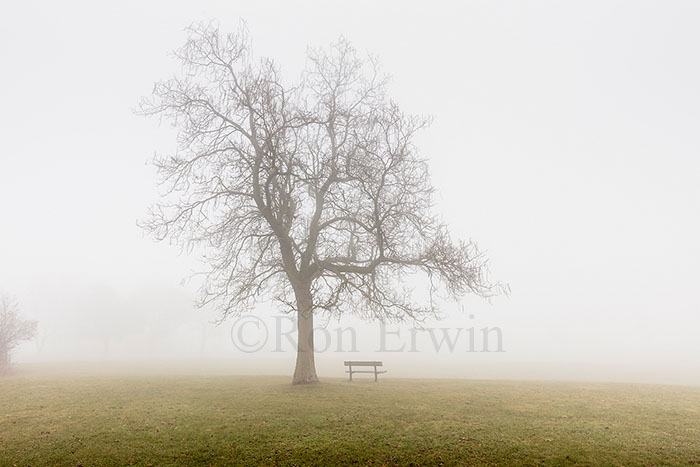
[349,366,352,382]
[374,366,378,382]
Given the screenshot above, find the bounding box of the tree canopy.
[0,296,37,371]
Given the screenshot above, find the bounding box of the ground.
[1,367,699,466]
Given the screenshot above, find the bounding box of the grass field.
[1,368,700,466]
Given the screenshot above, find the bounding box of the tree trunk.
[292,287,319,384]
[0,350,8,375]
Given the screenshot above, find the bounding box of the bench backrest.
[344,361,382,367]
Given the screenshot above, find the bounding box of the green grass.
[1,368,700,466]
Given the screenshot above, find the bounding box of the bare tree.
[139,23,503,384]
[0,296,37,372]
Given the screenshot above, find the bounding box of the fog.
[2,0,699,385]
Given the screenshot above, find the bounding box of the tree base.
[292,361,319,385]
[292,375,319,385]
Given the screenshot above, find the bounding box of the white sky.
[1,0,699,383]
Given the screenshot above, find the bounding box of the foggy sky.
[1,0,699,384]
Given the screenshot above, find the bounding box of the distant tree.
[139,23,504,384]
[0,296,37,372]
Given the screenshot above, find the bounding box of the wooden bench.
[344,361,387,382]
